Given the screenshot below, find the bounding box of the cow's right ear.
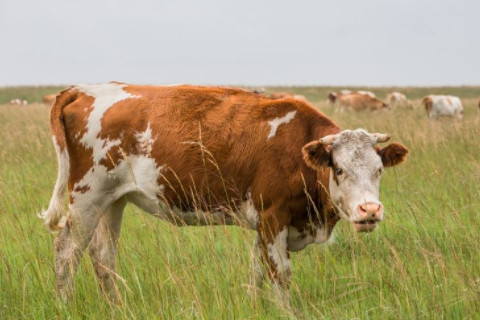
[302,141,332,169]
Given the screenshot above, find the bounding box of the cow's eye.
[336,168,343,176]
[377,168,383,175]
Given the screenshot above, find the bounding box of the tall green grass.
[0,89,479,319]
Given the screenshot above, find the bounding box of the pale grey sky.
[1,0,479,86]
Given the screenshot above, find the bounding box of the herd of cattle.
[325,90,467,119]
[261,89,474,119]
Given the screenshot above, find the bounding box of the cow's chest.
[287,224,329,252]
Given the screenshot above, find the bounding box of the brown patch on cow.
[74,185,91,194]
[377,143,409,168]
[422,97,433,115]
[302,141,332,169]
[327,92,337,103]
[50,87,76,151]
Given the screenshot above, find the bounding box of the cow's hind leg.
[88,197,127,302]
[55,204,105,302]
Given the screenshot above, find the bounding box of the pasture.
[0,86,479,319]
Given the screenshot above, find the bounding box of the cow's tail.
[37,87,77,232]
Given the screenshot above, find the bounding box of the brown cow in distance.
[269,91,294,99]
[329,92,389,112]
[42,94,56,105]
[269,91,307,102]
[39,83,408,303]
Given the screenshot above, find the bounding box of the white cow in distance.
[421,95,463,120]
[9,99,28,105]
[387,92,409,108]
[339,90,376,98]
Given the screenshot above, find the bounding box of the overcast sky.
[1,0,479,86]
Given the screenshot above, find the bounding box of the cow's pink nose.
[357,202,382,220]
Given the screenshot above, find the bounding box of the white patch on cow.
[75,83,140,165]
[267,110,297,140]
[267,227,290,274]
[327,129,384,222]
[135,123,155,154]
[71,154,163,214]
[287,224,330,251]
[38,136,69,230]
[287,226,313,251]
[239,192,258,229]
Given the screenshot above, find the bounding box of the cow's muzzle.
[353,202,383,232]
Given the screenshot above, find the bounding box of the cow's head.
[302,129,408,232]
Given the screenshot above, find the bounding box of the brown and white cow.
[421,95,463,120]
[329,92,389,112]
[339,89,376,98]
[42,94,56,105]
[387,92,409,108]
[39,83,408,302]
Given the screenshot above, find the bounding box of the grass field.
[0,86,479,319]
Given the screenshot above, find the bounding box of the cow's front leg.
[257,209,291,303]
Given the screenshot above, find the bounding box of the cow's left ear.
[302,141,332,169]
[377,143,409,167]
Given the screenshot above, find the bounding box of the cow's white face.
[302,129,409,232]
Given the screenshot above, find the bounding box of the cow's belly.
[126,185,258,229]
[127,191,237,226]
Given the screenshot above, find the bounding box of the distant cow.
[42,94,56,105]
[39,83,408,302]
[9,99,28,105]
[421,95,463,120]
[339,90,375,98]
[387,92,409,108]
[327,91,376,104]
[329,92,389,112]
[269,92,307,102]
[269,92,294,99]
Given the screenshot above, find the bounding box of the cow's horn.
[319,134,338,145]
[372,133,391,143]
